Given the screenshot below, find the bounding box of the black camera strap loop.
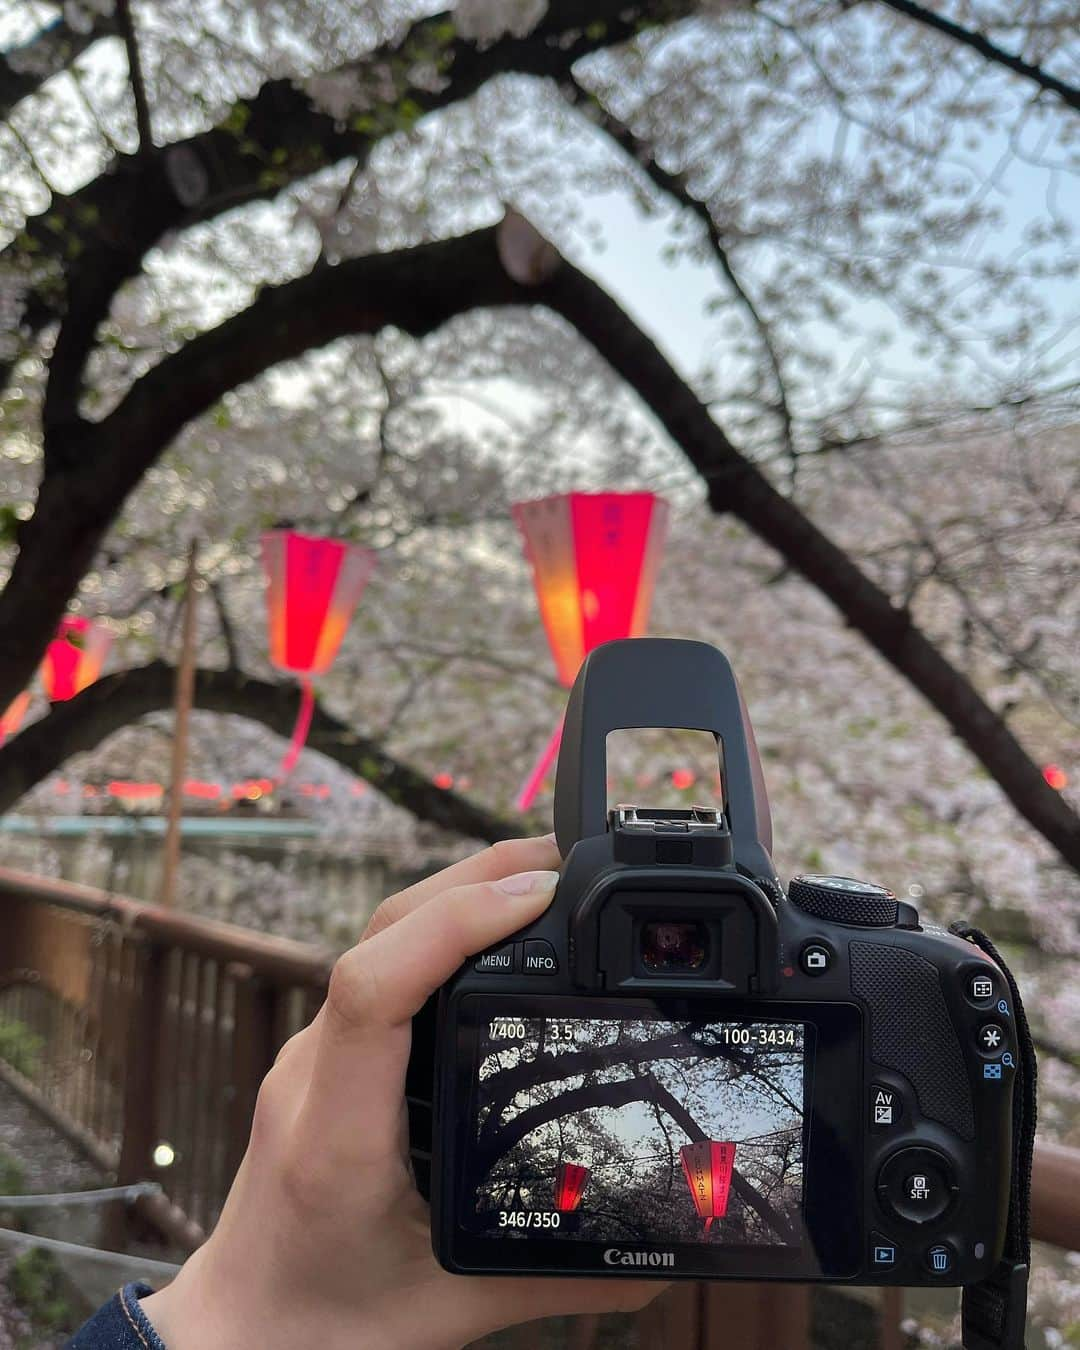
[949,923,1038,1350]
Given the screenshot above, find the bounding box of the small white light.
[907,883,924,898]
[152,1142,176,1168]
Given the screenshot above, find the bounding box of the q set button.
[876,1147,958,1226]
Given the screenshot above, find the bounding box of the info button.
[522,940,560,975]
[474,944,517,974]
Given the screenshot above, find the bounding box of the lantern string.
[514,717,564,813]
[278,677,315,781]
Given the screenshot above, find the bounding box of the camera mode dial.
[788,874,898,927]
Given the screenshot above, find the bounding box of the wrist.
[137,1253,468,1350]
[137,1249,246,1350]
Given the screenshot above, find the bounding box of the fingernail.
[495,869,559,896]
[542,831,558,845]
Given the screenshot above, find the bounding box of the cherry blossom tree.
[0,0,1076,862]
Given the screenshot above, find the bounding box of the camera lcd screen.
[459,1003,810,1250]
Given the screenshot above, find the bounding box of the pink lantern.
[260,530,376,778]
[41,616,113,702]
[511,492,668,810]
[0,691,30,746]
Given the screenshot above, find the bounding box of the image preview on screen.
[465,1011,808,1248]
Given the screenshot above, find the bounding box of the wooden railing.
[0,865,331,1247]
[0,864,1077,1350]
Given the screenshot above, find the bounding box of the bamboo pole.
[159,542,199,908]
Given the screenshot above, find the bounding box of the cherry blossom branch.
[115,0,154,153]
[564,76,800,485]
[0,660,519,842]
[873,0,1080,111]
[0,219,1076,871]
[4,0,685,418]
[0,7,119,120]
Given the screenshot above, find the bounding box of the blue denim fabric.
[65,1282,167,1349]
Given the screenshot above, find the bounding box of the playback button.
[869,1232,899,1270]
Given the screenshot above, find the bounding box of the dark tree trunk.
[0,661,518,844]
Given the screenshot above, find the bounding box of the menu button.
[474,944,516,974]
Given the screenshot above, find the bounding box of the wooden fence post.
[227,965,278,1184]
[701,1282,810,1350]
[881,1287,905,1350]
[108,939,167,1246]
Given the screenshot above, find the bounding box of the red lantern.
[553,1161,590,1213]
[107,781,163,801]
[0,691,30,746]
[680,1140,737,1233]
[260,530,376,777]
[1043,764,1068,791]
[41,616,113,702]
[512,492,669,809]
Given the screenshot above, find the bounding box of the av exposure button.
[877,1148,958,1226]
[799,942,833,976]
[870,1083,903,1131]
[474,944,517,974]
[522,940,559,975]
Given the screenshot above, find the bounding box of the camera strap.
[949,922,1037,1350]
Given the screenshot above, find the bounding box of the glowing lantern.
[512,492,669,809]
[680,1141,737,1233]
[260,530,376,777]
[0,691,30,746]
[107,781,163,802]
[553,1162,590,1213]
[1043,764,1068,791]
[41,616,113,702]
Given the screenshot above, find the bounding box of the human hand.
[141,835,661,1349]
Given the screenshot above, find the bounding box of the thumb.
[298,868,559,1157]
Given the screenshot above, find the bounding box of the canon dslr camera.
[417,639,1033,1347]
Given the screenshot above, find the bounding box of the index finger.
[362,834,560,939]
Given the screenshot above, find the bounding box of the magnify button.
[1002,1052,1015,1068]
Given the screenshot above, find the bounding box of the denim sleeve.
[64,1282,167,1349]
